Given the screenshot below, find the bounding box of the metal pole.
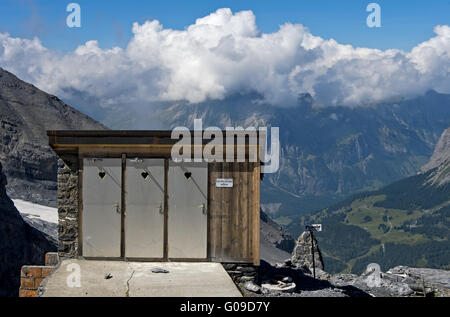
[310,230,316,279]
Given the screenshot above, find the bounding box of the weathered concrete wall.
[57,155,79,257]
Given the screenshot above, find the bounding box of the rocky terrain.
[238,231,450,297]
[0,162,56,297]
[260,210,296,264]
[293,126,450,274]
[421,127,450,186]
[0,67,106,206]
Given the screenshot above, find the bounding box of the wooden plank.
[240,161,249,259]
[59,145,258,161]
[230,162,240,258]
[238,162,247,260]
[212,163,223,260]
[78,146,173,158]
[221,163,232,259]
[252,164,261,266]
[248,163,253,261]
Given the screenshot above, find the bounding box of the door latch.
[199,203,206,214]
[159,202,164,214]
[114,202,120,213]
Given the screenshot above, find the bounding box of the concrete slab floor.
[40,259,242,297]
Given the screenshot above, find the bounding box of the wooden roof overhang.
[47,130,265,162]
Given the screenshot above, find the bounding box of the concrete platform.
[40,259,242,297]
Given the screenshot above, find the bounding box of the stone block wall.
[223,264,260,284]
[57,154,79,258]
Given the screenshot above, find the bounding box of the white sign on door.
[216,178,233,188]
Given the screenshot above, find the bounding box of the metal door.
[82,158,122,257]
[125,159,165,258]
[168,161,208,259]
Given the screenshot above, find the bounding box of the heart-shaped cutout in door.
[98,171,106,179]
[184,172,192,180]
[141,171,149,179]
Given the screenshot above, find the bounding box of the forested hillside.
[289,128,450,274]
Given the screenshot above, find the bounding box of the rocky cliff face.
[0,68,106,206]
[0,162,56,297]
[246,235,450,297]
[260,210,295,264]
[0,68,106,296]
[421,127,450,186]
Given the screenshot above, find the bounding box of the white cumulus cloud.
[0,8,449,108]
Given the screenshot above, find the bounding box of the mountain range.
[68,89,450,220]
[1,66,449,291]
[0,68,105,296]
[0,68,107,206]
[296,127,450,274]
[67,80,450,274]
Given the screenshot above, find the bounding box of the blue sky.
[1,0,449,52]
[1,0,449,108]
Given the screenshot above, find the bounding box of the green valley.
[286,127,450,274]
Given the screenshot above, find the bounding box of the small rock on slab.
[240,275,256,282]
[244,281,261,293]
[152,268,170,274]
[222,264,237,271]
[236,266,257,273]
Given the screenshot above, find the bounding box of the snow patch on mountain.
[13,199,58,224]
